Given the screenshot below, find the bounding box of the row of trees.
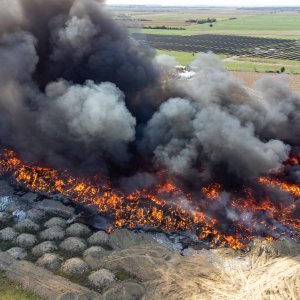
[143,25,186,30]
[186,18,217,24]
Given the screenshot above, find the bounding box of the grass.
[156,50,300,74]
[0,272,42,300]
[0,220,14,230]
[203,15,300,32]
[54,270,90,288]
[115,270,132,281]
[0,241,15,252]
[224,61,284,73]
[52,249,75,260]
[128,12,234,22]
[235,56,300,65]
[131,15,300,39]
[157,50,196,65]
[225,58,300,74]
[112,9,248,20]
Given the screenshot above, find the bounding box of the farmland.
[231,71,300,93]
[109,6,300,76]
[134,33,300,61]
[135,15,300,39]
[155,50,300,74]
[110,7,300,39]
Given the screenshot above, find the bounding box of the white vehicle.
[175,65,187,72]
[268,48,277,54]
[179,71,196,80]
[254,47,261,54]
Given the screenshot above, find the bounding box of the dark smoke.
[0,0,300,189]
[141,54,297,184]
[0,0,160,173]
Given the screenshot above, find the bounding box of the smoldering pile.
[0,0,300,192]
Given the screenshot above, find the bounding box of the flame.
[259,177,300,198]
[284,155,300,166]
[0,148,299,250]
[201,183,221,199]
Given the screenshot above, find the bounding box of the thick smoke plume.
[0,0,159,172]
[141,54,299,185]
[0,0,300,190]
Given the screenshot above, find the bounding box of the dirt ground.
[230,71,300,93]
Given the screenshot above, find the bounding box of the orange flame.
[0,149,299,250]
[259,177,300,198]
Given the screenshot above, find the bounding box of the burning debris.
[0,0,299,249]
[0,148,299,250]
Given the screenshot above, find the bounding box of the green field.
[130,15,300,39]
[119,7,300,72]
[156,50,300,73]
[0,272,41,300]
[123,11,240,21]
[156,50,196,65]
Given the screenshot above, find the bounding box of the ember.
[259,177,300,198]
[1,148,299,250]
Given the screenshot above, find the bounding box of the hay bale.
[36,253,62,270]
[0,227,18,242]
[44,217,67,229]
[88,231,109,246]
[14,219,40,233]
[16,233,37,249]
[6,247,27,260]
[66,223,91,238]
[32,241,57,257]
[60,237,87,254]
[39,226,65,241]
[88,269,115,289]
[61,258,89,275]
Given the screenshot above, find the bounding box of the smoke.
[0,0,299,187]
[0,0,159,172]
[142,97,289,183]
[41,81,136,163]
[118,172,158,193]
[141,54,295,183]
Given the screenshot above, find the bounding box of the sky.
[107,0,300,6]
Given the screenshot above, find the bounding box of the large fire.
[0,148,299,250]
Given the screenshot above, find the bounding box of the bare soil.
[231,71,300,93]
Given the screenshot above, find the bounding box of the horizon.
[106,0,300,7]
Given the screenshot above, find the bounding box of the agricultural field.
[110,7,300,39]
[231,71,300,93]
[155,50,300,74]
[135,34,300,61]
[110,6,300,75]
[134,15,300,39]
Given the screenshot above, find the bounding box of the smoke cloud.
[142,97,289,183]
[0,0,159,172]
[141,54,295,183]
[0,0,299,187]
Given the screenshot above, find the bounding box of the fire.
[223,235,244,250]
[201,183,221,199]
[284,155,300,166]
[0,148,299,250]
[259,177,300,198]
